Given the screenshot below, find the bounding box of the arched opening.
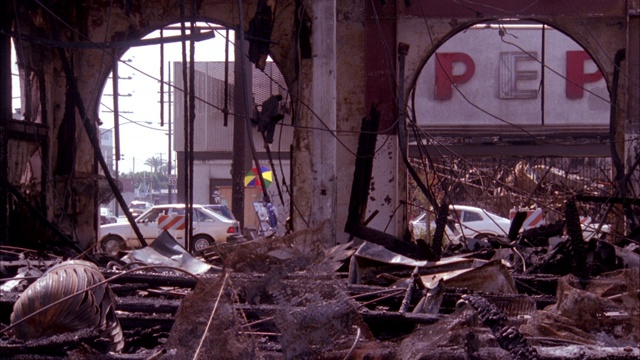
[97,21,292,238]
[406,20,614,242]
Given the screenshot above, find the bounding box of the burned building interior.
[1,1,639,359]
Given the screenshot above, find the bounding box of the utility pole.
[167,63,173,203]
[158,63,174,204]
[107,56,133,216]
[160,30,174,204]
[112,53,121,216]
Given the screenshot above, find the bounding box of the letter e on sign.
[434,52,475,100]
[499,52,539,99]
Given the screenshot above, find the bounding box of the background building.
[172,61,293,234]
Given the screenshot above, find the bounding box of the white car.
[409,204,512,242]
[99,204,244,254]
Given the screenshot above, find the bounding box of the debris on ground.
[1,214,639,359]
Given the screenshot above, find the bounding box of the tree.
[144,156,166,174]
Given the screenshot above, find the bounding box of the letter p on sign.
[435,52,475,100]
[566,51,603,99]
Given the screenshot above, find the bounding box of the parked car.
[99,203,244,255]
[409,206,611,245]
[204,204,237,220]
[99,207,118,225]
[128,200,154,218]
[409,204,512,243]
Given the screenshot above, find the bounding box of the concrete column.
[335,1,366,244]
[232,33,252,229]
[309,0,337,244]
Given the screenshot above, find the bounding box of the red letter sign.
[566,51,603,99]
[434,52,475,100]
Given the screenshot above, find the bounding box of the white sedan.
[409,204,512,243]
[99,204,244,254]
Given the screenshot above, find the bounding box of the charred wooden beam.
[508,211,528,241]
[399,267,423,313]
[430,199,449,260]
[5,119,48,142]
[115,296,181,315]
[399,277,416,313]
[101,270,198,289]
[344,223,424,259]
[346,104,380,228]
[564,198,587,278]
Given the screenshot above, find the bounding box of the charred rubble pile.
[1,205,639,359]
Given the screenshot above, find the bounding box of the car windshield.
[131,203,148,209]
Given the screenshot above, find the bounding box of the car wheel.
[192,235,214,253]
[101,235,125,255]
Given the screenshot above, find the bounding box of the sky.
[12,23,234,174]
[98,25,233,174]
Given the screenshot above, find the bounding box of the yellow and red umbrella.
[244,166,273,187]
